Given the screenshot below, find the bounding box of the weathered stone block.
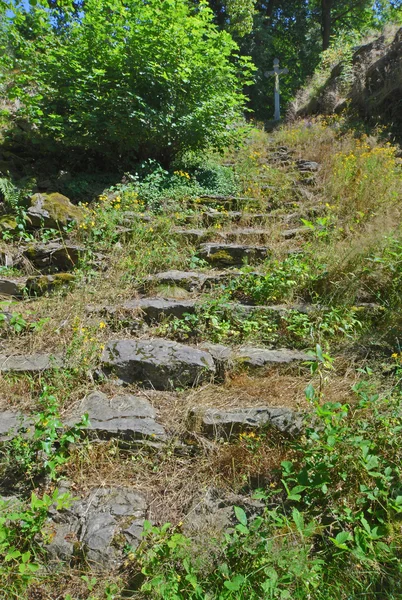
[102,339,215,390]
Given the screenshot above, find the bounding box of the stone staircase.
[0,144,328,567]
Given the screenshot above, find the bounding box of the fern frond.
[0,177,21,209]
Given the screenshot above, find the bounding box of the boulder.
[190,406,303,439]
[47,486,147,568]
[102,338,215,390]
[27,193,84,228]
[0,353,64,373]
[198,243,269,267]
[67,391,166,441]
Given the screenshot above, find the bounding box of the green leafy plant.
[0,490,73,598]
[1,385,89,484]
[229,255,316,304]
[137,359,402,599]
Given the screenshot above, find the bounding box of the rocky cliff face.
[292,27,402,138]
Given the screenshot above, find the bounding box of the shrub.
[4,0,254,168]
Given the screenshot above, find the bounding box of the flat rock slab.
[26,273,75,295]
[199,343,310,373]
[121,211,152,224]
[173,228,210,243]
[202,211,273,226]
[198,243,270,267]
[235,347,311,368]
[190,406,303,438]
[218,229,271,244]
[228,303,316,318]
[282,227,310,240]
[89,299,305,328]
[102,339,216,390]
[47,486,147,568]
[0,353,64,373]
[67,391,166,441]
[87,298,196,322]
[123,298,196,321]
[142,269,243,292]
[0,410,32,441]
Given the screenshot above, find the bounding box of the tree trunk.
[321,0,332,50]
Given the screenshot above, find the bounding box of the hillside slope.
[292,26,402,139]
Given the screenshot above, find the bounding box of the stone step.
[47,486,147,568]
[0,353,64,373]
[23,241,85,272]
[173,228,210,244]
[296,159,321,173]
[200,343,311,374]
[0,273,75,298]
[0,392,166,445]
[101,338,310,390]
[140,269,243,293]
[87,298,196,322]
[198,243,270,267]
[66,391,166,441]
[101,339,216,390]
[87,299,316,325]
[189,406,303,439]
[201,211,274,227]
[282,227,310,240]
[122,298,196,321]
[175,227,273,245]
[196,195,256,205]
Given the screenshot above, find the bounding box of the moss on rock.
[28,192,85,228]
[0,215,18,231]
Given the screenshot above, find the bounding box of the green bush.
[4,0,254,168]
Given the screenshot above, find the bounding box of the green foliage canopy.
[3,0,254,168]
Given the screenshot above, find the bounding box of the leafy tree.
[3,0,254,168]
[196,0,257,37]
[318,0,398,49]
